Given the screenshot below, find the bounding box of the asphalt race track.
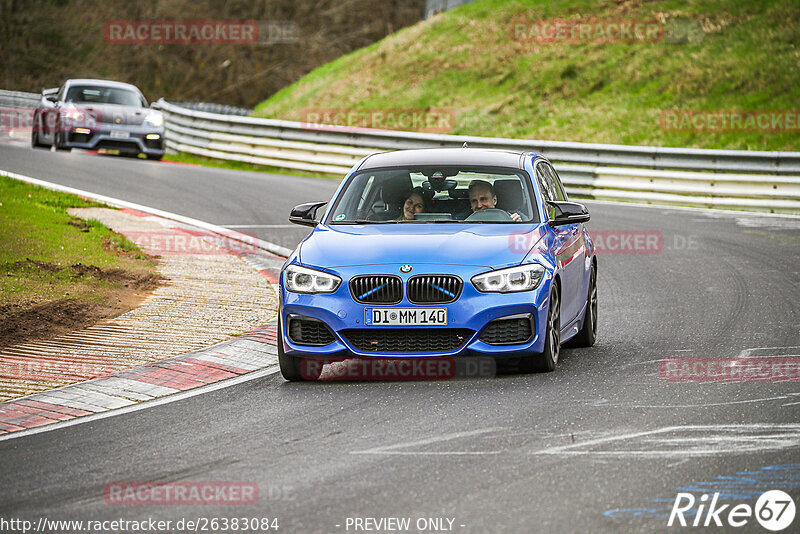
[0,145,340,251]
[1,143,800,533]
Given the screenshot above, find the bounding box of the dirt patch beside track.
[1,261,163,346]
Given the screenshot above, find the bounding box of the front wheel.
[567,264,597,347]
[277,321,323,381]
[54,131,70,151]
[32,126,45,148]
[520,287,561,373]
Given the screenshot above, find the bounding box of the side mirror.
[45,94,58,103]
[547,201,590,227]
[289,201,327,227]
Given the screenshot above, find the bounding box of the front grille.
[69,132,91,143]
[407,275,462,304]
[350,275,402,304]
[479,315,533,345]
[287,316,335,346]
[96,140,139,153]
[342,328,472,353]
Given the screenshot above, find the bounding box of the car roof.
[358,148,539,171]
[64,79,143,93]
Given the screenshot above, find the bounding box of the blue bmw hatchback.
[279,148,597,380]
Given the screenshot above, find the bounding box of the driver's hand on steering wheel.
[510,212,522,222]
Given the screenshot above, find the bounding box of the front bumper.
[63,124,165,157]
[280,264,552,360]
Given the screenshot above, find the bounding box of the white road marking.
[736,346,800,358]
[0,169,292,257]
[0,365,280,443]
[535,424,800,457]
[585,199,800,220]
[351,428,505,456]
[604,394,797,409]
[349,425,800,458]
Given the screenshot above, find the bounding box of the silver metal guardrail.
[156,99,800,214]
[0,89,40,109]
[0,90,40,144]
[171,102,253,117]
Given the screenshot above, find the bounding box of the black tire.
[567,263,597,348]
[31,125,46,148]
[54,131,70,151]
[146,154,163,161]
[520,285,561,373]
[277,321,322,381]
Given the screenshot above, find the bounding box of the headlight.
[285,265,341,294]
[62,107,85,121]
[472,264,545,293]
[145,111,164,128]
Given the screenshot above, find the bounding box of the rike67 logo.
[668,490,796,531]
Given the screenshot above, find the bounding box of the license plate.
[110,130,129,139]
[365,308,447,326]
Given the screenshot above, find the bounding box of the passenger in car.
[467,180,523,222]
[397,187,427,221]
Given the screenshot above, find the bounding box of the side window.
[355,175,375,216]
[544,163,568,201]
[540,163,566,201]
[535,164,555,220]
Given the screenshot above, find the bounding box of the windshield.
[65,85,144,107]
[328,166,539,224]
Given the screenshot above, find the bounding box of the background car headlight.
[62,106,85,122]
[145,111,164,127]
[285,265,341,294]
[472,264,545,293]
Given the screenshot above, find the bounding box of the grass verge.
[252,0,800,152]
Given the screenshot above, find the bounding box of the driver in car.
[467,180,522,222]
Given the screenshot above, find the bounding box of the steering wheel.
[464,208,514,222]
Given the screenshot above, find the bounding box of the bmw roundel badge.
[400,265,413,273]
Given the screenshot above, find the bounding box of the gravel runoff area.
[0,207,279,402]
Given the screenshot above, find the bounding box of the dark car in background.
[31,79,165,160]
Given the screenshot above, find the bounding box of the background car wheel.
[31,127,46,148]
[520,286,560,373]
[146,154,163,161]
[277,321,322,381]
[566,263,597,348]
[54,131,70,151]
